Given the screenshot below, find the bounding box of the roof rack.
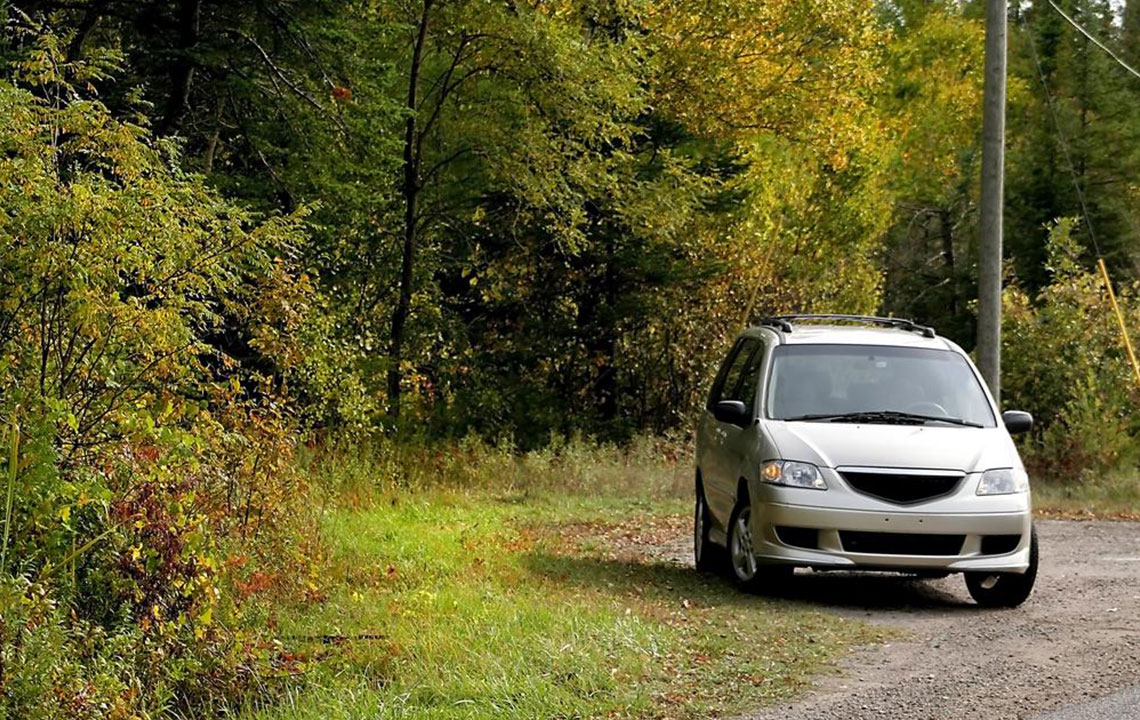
[758,314,936,339]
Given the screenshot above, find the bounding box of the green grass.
[1033,471,1140,519]
[239,439,883,720]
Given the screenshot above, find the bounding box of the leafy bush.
[1003,219,1140,481]
[0,32,319,717]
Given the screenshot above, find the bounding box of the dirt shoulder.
[640,518,1140,720]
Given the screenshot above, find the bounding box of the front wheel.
[728,498,791,593]
[965,525,1038,608]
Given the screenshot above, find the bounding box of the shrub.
[1002,219,1140,481]
[0,30,318,717]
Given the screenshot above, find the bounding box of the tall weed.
[304,432,690,507]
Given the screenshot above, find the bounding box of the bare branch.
[223,28,345,132]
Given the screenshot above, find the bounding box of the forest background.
[2,1,1140,717]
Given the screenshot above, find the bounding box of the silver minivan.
[694,315,1037,607]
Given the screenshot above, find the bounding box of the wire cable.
[1047,0,1140,248]
[1024,5,1140,390]
[1019,7,1103,258]
[1048,0,1140,83]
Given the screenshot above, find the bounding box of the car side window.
[707,340,745,408]
[729,339,766,415]
[707,341,742,409]
[711,338,760,408]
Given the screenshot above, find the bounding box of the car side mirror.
[1002,410,1033,435]
[713,400,750,426]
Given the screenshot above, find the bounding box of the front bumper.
[749,474,1033,574]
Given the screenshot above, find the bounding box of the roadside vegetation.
[1004,221,1140,501]
[235,438,883,720]
[1033,475,1140,520]
[3,1,1140,718]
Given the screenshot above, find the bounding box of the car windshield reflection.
[766,344,996,428]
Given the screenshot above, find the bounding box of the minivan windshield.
[766,344,996,427]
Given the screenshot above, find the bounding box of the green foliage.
[420,0,896,443]
[881,0,1140,353]
[1003,219,1140,480]
[877,2,988,344]
[0,5,911,711]
[19,0,899,440]
[0,33,319,718]
[1006,0,1140,293]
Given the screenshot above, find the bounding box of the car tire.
[965,525,1038,608]
[727,496,791,593]
[693,484,723,573]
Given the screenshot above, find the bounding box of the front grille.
[775,526,819,550]
[841,470,962,504]
[981,534,1022,555]
[839,531,965,556]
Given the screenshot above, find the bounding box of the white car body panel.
[766,423,1021,475]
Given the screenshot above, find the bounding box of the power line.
[1027,4,1140,392]
[1019,7,1103,258]
[1043,1,1140,248]
[1048,0,1140,84]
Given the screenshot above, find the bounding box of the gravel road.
[645,518,1140,720]
[736,520,1140,720]
[1033,684,1140,720]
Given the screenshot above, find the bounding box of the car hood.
[766,421,1019,473]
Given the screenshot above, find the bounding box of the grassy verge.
[1033,471,1140,520]
[238,438,883,720]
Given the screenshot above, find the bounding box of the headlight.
[977,468,1029,495]
[762,460,827,490]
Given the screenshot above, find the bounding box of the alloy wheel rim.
[979,574,1000,590]
[730,507,757,581]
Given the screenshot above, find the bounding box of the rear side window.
[708,338,761,409]
[730,341,766,414]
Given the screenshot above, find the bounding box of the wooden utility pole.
[978,0,1007,404]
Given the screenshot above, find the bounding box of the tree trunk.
[388,0,433,421]
[66,0,109,62]
[593,235,619,422]
[203,95,223,173]
[158,0,202,137]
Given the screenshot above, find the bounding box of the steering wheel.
[905,401,949,416]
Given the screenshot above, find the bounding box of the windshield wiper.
[783,410,983,428]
